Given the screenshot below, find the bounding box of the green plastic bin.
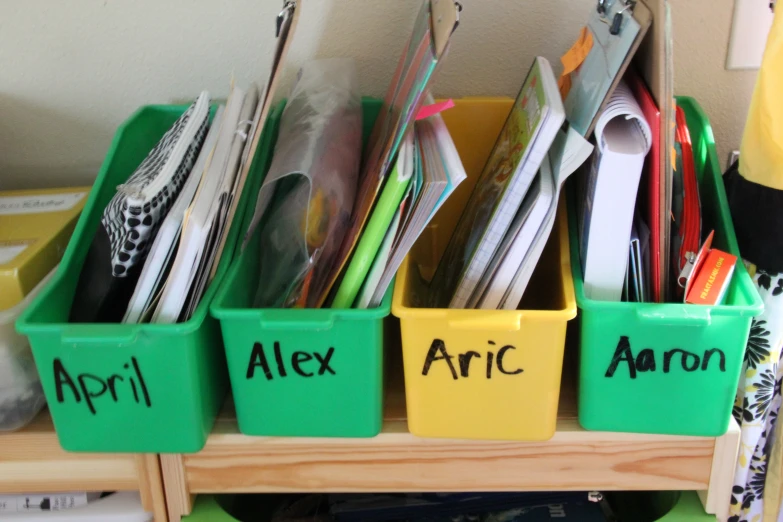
[181,496,240,521]
[570,97,763,436]
[610,491,716,521]
[183,492,715,521]
[211,98,390,438]
[15,103,282,452]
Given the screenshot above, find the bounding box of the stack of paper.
[578,81,653,302]
[351,104,468,309]
[153,85,260,323]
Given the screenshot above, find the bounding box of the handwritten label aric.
[246,342,336,380]
[604,336,727,378]
[53,356,152,415]
[422,339,524,379]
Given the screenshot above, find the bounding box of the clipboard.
[564,0,652,137]
[314,0,461,307]
[634,0,674,301]
[238,0,302,255]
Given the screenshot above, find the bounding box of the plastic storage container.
[392,98,577,441]
[572,96,764,436]
[212,99,389,438]
[181,495,290,521]
[0,269,55,431]
[181,496,238,522]
[16,103,281,452]
[609,491,716,521]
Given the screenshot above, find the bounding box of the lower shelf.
[0,410,168,521]
[0,409,140,493]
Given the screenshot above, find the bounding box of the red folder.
[628,73,662,303]
[674,105,701,294]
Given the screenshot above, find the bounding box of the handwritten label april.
[53,357,152,415]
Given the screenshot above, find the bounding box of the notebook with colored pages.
[428,56,565,309]
[331,133,415,308]
[359,104,467,309]
[315,0,461,307]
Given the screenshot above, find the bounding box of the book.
[429,56,565,309]
[496,126,594,310]
[470,163,554,309]
[122,106,224,323]
[579,81,652,302]
[331,133,414,308]
[153,85,250,323]
[364,106,466,309]
[70,94,210,323]
[314,0,460,307]
[685,248,737,305]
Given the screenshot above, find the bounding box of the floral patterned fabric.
[730,267,783,522]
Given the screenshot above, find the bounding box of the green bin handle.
[60,325,139,345]
[635,306,712,327]
[258,312,335,331]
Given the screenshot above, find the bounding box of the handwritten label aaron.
[246,342,336,380]
[605,336,726,378]
[422,339,524,379]
[53,357,152,415]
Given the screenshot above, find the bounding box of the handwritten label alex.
[246,342,336,380]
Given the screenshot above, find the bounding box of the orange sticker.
[558,26,594,99]
[671,110,678,171]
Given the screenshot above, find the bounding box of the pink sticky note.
[416,99,455,120]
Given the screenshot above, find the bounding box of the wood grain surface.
[0,409,140,493]
[181,358,715,494]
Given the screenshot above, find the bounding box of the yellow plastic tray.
[392,98,577,441]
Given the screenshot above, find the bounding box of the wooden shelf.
[161,358,740,521]
[0,409,167,521]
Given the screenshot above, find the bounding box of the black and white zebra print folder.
[69,92,210,323]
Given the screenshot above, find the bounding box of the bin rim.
[210,254,393,321]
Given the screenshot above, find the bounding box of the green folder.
[332,146,413,308]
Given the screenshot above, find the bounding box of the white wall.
[0,0,757,189]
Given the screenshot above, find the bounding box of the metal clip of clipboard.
[277,1,296,37]
[597,0,638,35]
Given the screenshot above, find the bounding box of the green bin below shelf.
[610,491,716,521]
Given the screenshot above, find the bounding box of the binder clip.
[277,0,296,37]
[609,0,636,35]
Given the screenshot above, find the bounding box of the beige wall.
[674,0,758,166]
[0,0,757,189]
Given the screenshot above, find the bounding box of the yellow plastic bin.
[392,98,577,441]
